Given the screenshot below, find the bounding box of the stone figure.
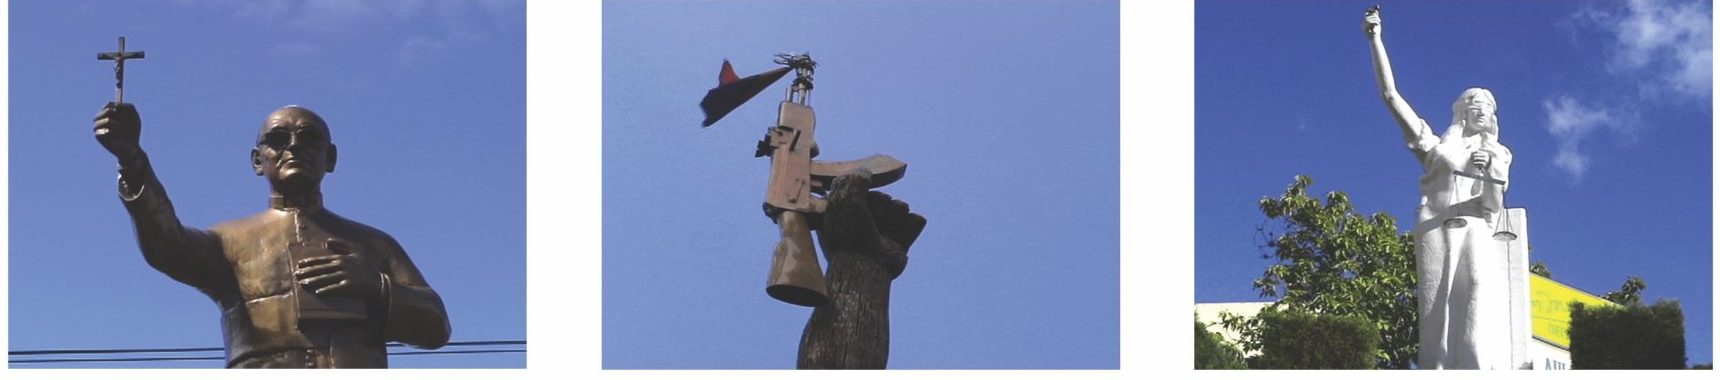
[1365,7,1515,369]
[94,103,451,368]
[796,172,926,369]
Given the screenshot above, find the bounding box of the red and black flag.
[700,60,791,127]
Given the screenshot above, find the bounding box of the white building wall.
[1193,302,1272,357]
[1528,339,1572,370]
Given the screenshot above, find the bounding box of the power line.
[12,347,218,356]
[9,339,525,356]
[9,340,525,365]
[12,356,223,364]
[10,350,522,364]
[390,349,526,357]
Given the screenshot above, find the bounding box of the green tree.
[1530,260,1551,278]
[1603,276,1647,306]
[1568,300,1686,369]
[1195,314,1248,369]
[1220,175,1418,369]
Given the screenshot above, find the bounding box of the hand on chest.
[231,211,384,320]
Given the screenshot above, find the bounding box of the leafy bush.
[1252,310,1378,369]
[1568,300,1686,369]
[1196,318,1248,369]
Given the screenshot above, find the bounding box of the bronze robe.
[117,154,450,368]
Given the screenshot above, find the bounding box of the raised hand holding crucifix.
[93,37,146,158]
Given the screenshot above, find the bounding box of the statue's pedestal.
[1504,208,1532,369]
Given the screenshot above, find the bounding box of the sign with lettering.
[1529,275,1616,348]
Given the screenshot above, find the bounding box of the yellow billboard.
[1529,275,1617,348]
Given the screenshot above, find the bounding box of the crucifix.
[96,36,145,104]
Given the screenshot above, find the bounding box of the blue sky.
[1196,0,1713,366]
[7,0,525,368]
[603,1,1119,369]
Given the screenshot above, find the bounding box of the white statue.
[1365,7,1515,369]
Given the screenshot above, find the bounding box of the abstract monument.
[701,53,928,369]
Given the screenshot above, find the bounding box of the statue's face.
[1463,99,1496,134]
[251,107,336,194]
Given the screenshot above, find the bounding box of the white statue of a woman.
[1365,7,1514,369]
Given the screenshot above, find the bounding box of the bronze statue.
[701,53,926,369]
[93,99,451,367]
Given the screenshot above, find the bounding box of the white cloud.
[236,0,519,35]
[1580,0,1713,99]
[1545,0,1707,183]
[223,0,522,68]
[1542,96,1630,181]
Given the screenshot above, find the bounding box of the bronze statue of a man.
[93,102,451,368]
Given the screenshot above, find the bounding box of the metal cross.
[96,36,145,104]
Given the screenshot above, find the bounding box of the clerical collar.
[270,192,324,211]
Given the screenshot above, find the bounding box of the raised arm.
[1364,7,1436,156]
[95,103,229,292]
[797,172,926,369]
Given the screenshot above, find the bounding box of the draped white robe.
[1404,118,1513,369]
